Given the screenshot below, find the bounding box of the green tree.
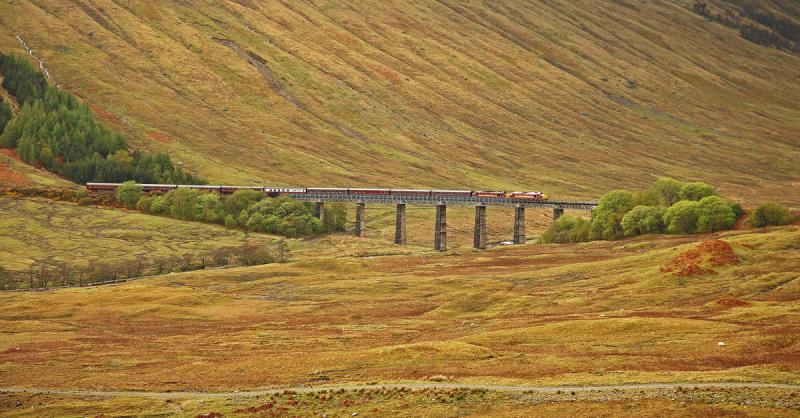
[115,181,143,208]
[650,177,683,206]
[589,190,635,240]
[136,195,152,212]
[541,215,591,243]
[679,181,716,201]
[663,200,701,234]
[696,196,736,232]
[245,212,266,231]
[0,100,11,134]
[149,195,168,214]
[621,205,664,237]
[169,188,201,220]
[223,189,264,216]
[746,202,795,227]
[195,193,222,223]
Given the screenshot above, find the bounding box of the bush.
[746,202,795,227]
[224,189,264,216]
[541,215,591,243]
[115,181,143,208]
[696,196,736,232]
[679,182,716,201]
[169,188,201,220]
[136,195,152,212]
[224,213,237,228]
[195,193,222,223]
[728,200,744,218]
[149,195,168,214]
[239,196,323,236]
[621,205,664,237]
[663,200,701,234]
[590,190,635,240]
[650,177,683,206]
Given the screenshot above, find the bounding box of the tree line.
[116,182,347,237]
[0,52,202,184]
[0,241,288,291]
[692,2,800,53]
[542,177,795,244]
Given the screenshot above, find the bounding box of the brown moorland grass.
[0,225,798,392]
[0,197,281,272]
[0,1,798,204]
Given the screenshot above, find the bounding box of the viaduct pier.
[290,192,597,251]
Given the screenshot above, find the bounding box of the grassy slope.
[0,1,798,203]
[1,226,798,392]
[0,197,279,272]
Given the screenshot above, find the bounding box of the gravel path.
[2,382,799,400]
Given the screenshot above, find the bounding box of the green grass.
[0,1,798,204]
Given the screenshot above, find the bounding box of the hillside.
[1,0,799,204]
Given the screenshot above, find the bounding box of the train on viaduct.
[87,183,598,251]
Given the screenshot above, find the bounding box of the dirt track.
[2,382,799,400]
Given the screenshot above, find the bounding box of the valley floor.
[0,197,799,416]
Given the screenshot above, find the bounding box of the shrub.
[695,196,736,232]
[239,196,323,236]
[679,182,716,201]
[590,190,635,240]
[195,192,222,223]
[541,215,591,243]
[746,202,795,227]
[728,200,744,218]
[136,195,152,212]
[621,205,664,237]
[650,177,683,206]
[224,189,264,216]
[149,195,167,214]
[663,200,701,234]
[224,213,237,228]
[169,188,201,220]
[115,181,143,208]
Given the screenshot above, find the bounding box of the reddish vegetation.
[661,240,740,277]
[715,298,751,308]
[2,149,20,159]
[195,413,221,418]
[89,103,121,125]
[0,160,31,187]
[147,130,172,143]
